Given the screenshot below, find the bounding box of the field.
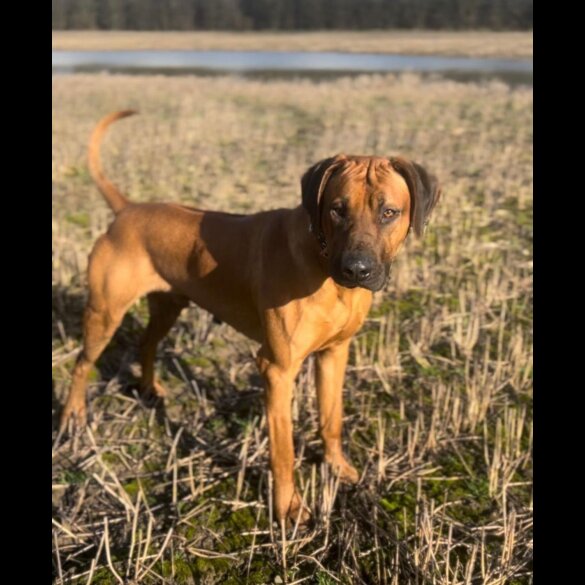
[52,72,533,584]
[52,30,533,59]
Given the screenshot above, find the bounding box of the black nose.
[341,255,374,283]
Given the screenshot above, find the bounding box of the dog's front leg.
[316,340,359,484]
[257,353,310,524]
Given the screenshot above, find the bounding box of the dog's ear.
[301,155,346,233]
[390,157,441,237]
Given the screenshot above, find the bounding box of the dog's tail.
[88,110,137,214]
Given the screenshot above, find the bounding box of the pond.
[52,50,533,85]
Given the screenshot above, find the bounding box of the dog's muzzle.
[333,253,388,291]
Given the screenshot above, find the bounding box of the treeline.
[53,0,533,31]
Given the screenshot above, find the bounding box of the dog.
[59,110,441,524]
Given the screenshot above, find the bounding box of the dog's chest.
[338,297,369,335]
[310,291,371,350]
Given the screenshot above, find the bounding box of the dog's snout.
[341,254,374,283]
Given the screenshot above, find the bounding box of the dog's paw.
[275,486,311,527]
[139,380,168,400]
[59,400,87,433]
[287,491,312,526]
[326,454,360,484]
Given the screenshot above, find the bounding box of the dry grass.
[52,72,532,584]
[52,30,533,59]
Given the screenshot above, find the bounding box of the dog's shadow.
[52,283,326,525]
[51,284,265,439]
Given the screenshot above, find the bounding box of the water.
[52,50,533,85]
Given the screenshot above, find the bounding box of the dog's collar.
[309,223,329,258]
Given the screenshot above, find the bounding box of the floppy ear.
[301,155,346,233]
[390,157,441,237]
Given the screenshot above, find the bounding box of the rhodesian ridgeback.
[59,111,441,524]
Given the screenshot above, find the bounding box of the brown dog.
[60,111,441,524]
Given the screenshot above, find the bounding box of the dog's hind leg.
[138,292,189,399]
[59,238,160,432]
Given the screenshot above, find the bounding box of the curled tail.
[88,110,137,214]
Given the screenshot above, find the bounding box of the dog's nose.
[341,255,374,283]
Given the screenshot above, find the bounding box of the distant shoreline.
[52,30,533,59]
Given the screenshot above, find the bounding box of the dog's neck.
[287,206,331,278]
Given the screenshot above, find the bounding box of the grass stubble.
[52,72,532,584]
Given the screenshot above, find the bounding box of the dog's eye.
[330,205,346,220]
[382,208,399,222]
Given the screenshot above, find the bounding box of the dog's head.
[301,155,441,292]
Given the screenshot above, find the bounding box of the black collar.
[309,223,329,258]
